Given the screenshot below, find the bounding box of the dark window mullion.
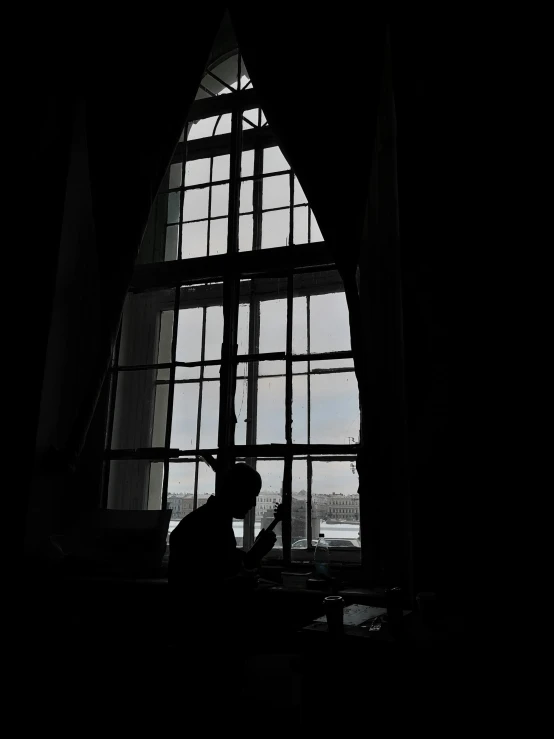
[306,295,312,547]
[252,135,263,251]
[101,327,123,507]
[216,106,241,492]
[193,306,208,510]
[282,177,295,564]
[244,286,260,551]
[207,158,214,256]
[178,145,186,261]
[162,288,181,509]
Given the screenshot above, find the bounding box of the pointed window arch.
[104,30,361,561]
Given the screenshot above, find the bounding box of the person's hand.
[245,528,277,567]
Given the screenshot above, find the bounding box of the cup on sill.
[324,595,345,635]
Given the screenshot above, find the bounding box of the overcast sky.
[167,287,359,497]
[157,67,358,498]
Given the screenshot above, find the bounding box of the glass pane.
[209,218,228,255]
[234,378,248,445]
[310,371,359,444]
[292,375,308,444]
[258,360,285,376]
[311,358,354,370]
[262,175,289,210]
[111,369,167,449]
[197,459,216,495]
[257,375,285,443]
[165,224,179,261]
[183,187,209,221]
[176,307,203,363]
[294,176,307,204]
[167,192,181,224]
[169,163,182,189]
[185,159,210,186]
[239,214,253,252]
[261,209,289,249]
[240,180,253,213]
[312,462,359,543]
[237,303,250,355]
[259,297,287,354]
[310,211,324,242]
[292,296,307,355]
[187,116,218,140]
[181,220,208,260]
[199,380,220,448]
[310,292,351,353]
[175,366,200,381]
[263,146,289,174]
[293,206,309,245]
[212,154,230,182]
[204,305,223,361]
[241,150,254,177]
[203,364,221,379]
[171,383,200,449]
[213,113,231,135]
[210,184,229,217]
[292,361,308,376]
[168,460,195,497]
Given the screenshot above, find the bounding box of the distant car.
[291,538,359,549]
[326,538,360,548]
[291,539,318,549]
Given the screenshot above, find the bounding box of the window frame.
[103,70,361,565]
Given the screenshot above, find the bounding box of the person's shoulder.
[169,498,215,544]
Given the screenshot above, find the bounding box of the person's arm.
[243,528,277,570]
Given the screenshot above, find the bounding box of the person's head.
[219,463,262,518]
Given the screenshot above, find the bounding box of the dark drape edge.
[229,6,386,273]
[230,12,410,586]
[51,8,226,472]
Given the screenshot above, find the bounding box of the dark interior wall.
[21,96,76,548]
[26,20,454,596]
[391,27,455,597]
[26,100,103,549]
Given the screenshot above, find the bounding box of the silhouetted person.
[169,463,276,591]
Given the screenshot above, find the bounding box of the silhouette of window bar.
[103,50,359,561]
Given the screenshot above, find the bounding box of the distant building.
[326,493,359,521]
[255,493,280,519]
[167,489,359,521]
[167,494,209,519]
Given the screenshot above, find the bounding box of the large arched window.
[105,36,361,561]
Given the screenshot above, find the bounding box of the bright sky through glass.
[168,54,357,498]
[168,286,359,494]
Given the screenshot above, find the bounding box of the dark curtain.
[230,9,411,586]
[32,10,450,595]
[229,8,386,275]
[55,8,225,469]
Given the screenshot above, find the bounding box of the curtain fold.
[58,7,225,468]
[230,10,410,586]
[229,6,386,275]
[228,7,388,428]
